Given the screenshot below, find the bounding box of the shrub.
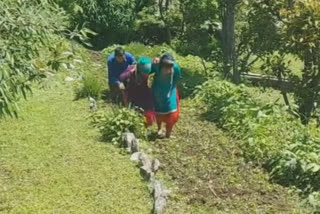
[55,0,137,47]
[102,43,176,59]
[76,74,103,99]
[135,7,170,45]
[304,192,320,213]
[91,108,147,144]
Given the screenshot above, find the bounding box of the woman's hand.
[153,57,160,64]
[130,65,137,73]
[118,82,125,90]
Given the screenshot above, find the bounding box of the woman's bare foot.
[165,130,172,138]
[157,130,166,139]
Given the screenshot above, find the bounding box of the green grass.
[0,77,152,214]
[251,53,304,78]
[75,74,103,99]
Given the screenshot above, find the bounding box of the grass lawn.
[0,78,152,214]
[251,53,304,78]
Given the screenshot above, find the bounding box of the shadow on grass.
[101,89,112,103]
[199,107,221,124]
[101,88,126,106]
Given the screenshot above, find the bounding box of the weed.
[75,74,103,99]
[91,107,147,144]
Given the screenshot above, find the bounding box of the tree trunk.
[288,0,295,9]
[232,38,240,84]
[277,70,290,107]
[298,50,320,124]
[159,0,172,45]
[221,0,239,83]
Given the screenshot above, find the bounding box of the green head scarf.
[137,57,152,74]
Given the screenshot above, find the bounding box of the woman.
[152,53,181,138]
[120,57,155,126]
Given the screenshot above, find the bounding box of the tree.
[0,0,68,117]
[237,0,282,74]
[175,0,220,59]
[158,0,174,44]
[281,0,320,124]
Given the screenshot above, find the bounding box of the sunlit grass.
[0,78,152,214]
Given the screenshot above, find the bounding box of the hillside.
[2,0,320,213]
[1,43,314,213]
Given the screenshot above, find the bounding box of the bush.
[196,77,320,209]
[135,7,171,45]
[55,0,137,47]
[76,74,103,99]
[102,43,176,59]
[91,108,147,144]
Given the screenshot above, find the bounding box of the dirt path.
[149,99,309,214]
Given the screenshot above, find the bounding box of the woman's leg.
[156,114,166,138]
[144,110,156,127]
[165,123,174,138]
[157,120,162,133]
[165,93,180,138]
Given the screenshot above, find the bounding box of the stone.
[131,138,140,153]
[65,76,75,82]
[45,72,55,77]
[88,96,97,111]
[121,132,140,153]
[152,179,169,214]
[152,159,161,173]
[130,152,142,162]
[139,153,154,181]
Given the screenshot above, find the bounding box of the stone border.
[121,132,170,214]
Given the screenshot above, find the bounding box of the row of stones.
[121,132,170,214]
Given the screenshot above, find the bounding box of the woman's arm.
[120,65,136,81]
[173,63,182,83]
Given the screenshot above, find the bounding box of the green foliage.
[260,54,291,78]
[196,77,320,209]
[0,0,69,117]
[75,74,102,100]
[175,55,210,98]
[305,192,320,213]
[174,0,220,61]
[197,79,290,161]
[237,0,282,73]
[270,134,320,191]
[135,7,170,44]
[55,0,137,47]
[91,108,147,144]
[280,0,320,124]
[102,43,176,59]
